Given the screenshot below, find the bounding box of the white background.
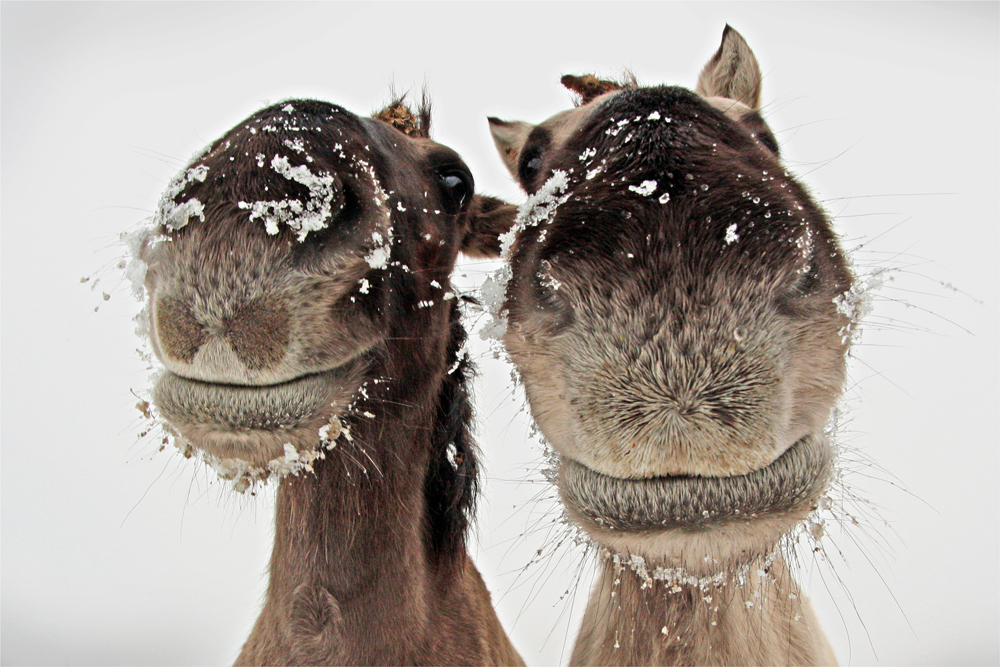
[2,3,997,665]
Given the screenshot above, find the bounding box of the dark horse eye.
[437,170,472,214]
[519,146,544,185]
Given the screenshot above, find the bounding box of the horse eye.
[441,174,464,192]
[519,147,544,185]
[437,170,472,214]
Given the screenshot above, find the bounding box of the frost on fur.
[238,154,339,240]
[154,162,209,232]
[479,170,572,350]
[834,261,888,346]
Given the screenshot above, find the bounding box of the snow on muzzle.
[152,365,362,467]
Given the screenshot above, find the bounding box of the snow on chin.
[204,407,359,493]
[591,500,836,594]
[122,347,368,493]
[206,442,325,494]
[141,407,355,494]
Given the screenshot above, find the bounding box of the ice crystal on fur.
[628,180,657,196]
[238,154,337,240]
[499,169,571,259]
[479,170,572,348]
[834,263,887,345]
[365,228,393,269]
[725,223,739,245]
[155,163,209,231]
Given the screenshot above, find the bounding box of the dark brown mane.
[425,301,479,558]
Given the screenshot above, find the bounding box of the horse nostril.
[155,297,290,371]
[156,299,207,363]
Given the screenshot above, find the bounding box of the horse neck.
[248,331,461,662]
[571,555,837,666]
[239,314,524,665]
[269,386,440,603]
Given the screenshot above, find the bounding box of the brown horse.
[489,27,849,665]
[137,97,521,665]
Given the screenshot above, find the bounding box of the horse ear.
[560,74,626,105]
[461,195,518,258]
[487,117,533,180]
[696,25,762,110]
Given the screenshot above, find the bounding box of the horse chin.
[152,364,365,468]
[556,434,834,575]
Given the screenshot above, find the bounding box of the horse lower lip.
[152,369,345,432]
[557,435,834,531]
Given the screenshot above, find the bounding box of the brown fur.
[561,73,637,106]
[489,26,849,665]
[143,98,521,665]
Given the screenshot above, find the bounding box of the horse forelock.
[373,92,432,138]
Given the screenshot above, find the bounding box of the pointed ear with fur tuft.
[487,117,533,180]
[696,25,763,110]
[560,74,625,105]
[461,195,518,258]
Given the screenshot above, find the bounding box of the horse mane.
[424,300,479,560]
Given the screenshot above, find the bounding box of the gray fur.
[560,434,833,532]
[154,368,357,433]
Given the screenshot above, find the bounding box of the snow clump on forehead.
[238,154,339,240]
